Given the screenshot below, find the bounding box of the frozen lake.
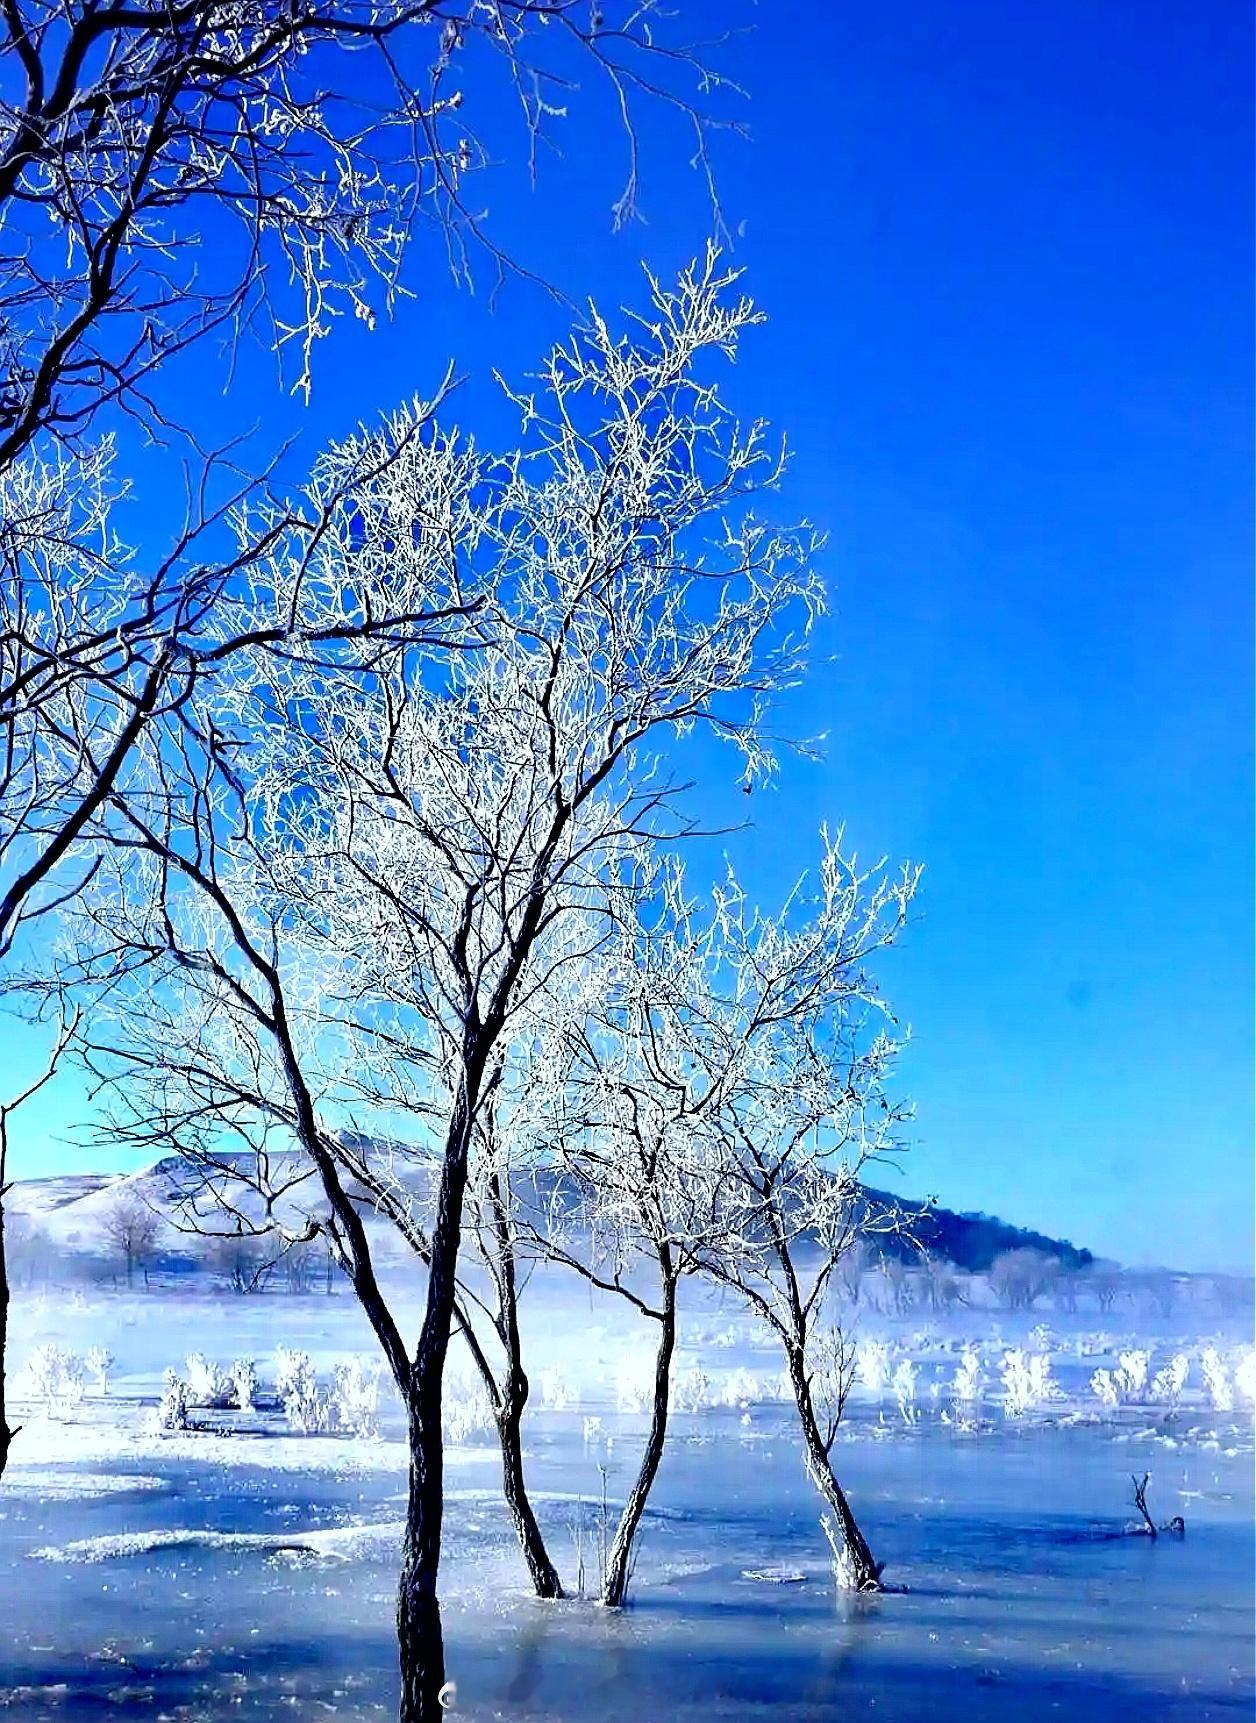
[1,1288,1252,1721]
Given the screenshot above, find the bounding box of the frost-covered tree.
[0,0,732,1513]
[208,1232,276,1296]
[679,834,919,1592]
[102,1191,160,1287]
[989,1248,1059,1312]
[52,259,823,1721]
[1,0,733,462]
[524,881,733,1607]
[920,1251,964,1313]
[1083,1263,1126,1315]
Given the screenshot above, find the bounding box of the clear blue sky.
[6,0,1252,1271]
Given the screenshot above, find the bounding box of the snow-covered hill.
[7,1150,1098,1274]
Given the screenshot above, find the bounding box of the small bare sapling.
[86,1348,115,1395]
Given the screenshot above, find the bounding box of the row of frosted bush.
[19,1336,1255,1442]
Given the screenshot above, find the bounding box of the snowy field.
[2,1279,1253,1722]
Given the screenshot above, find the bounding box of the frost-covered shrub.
[273,1348,330,1432]
[442,1371,494,1444]
[1201,1348,1233,1412]
[720,1366,764,1410]
[273,1346,308,1400]
[1090,1368,1120,1409]
[331,1356,382,1438]
[1029,1354,1056,1406]
[952,1348,983,1406]
[85,1347,114,1395]
[1001,1349,1055,1416]
[891,1359,920,1426]
[614,1352,655,1414]
[538,1367,573,1412]
[156,1370,190,1430]
[23,1344,85,1410]
[1115,1350,1149,1403]
[185,1354,231,1408]
[1091,1349,1150,1411]
[855,1339,891,1398]
[671,1364,711,1413]
[706,1325,739,1350]
[1149,1354,1189,1408]
[1234,1349,1256,1409]
[230,1358,258,1412]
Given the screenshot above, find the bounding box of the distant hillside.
[863,1188,1093,1274]
[8,1155,1094,1273]
[6,1172,126,1217]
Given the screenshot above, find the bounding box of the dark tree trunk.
[398,1396,447,1723]
[786,1344,881,1592]
[602,1269,677,1607]
[497,1380,563,1598]
[0,1187,14,1479]
[482,1163,562,1598]
[395,1085,478,1722]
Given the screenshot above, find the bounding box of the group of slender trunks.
[392,1212,881,1722]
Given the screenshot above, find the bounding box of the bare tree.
[1,0,737,464]
[0,0,737,1513]
[102,1189,160,1286]
[0,0,740,962]
[835,1237,876,1307]
[684,835,919,1594]
[1137,1269,1180,1321]
[989,1248,1060,1312]
[1211,1274,1254,1322]
[919,1250,964,1313]
[1052,1266,1081,1315]
[206,1230,280,1294]
[50,259,821,1721]
[282,1236,319,1295]
[1083,1262,1125,1315]
[875,1252,913,1315]
[4,1210,54,1291]
[524,892,731,1607]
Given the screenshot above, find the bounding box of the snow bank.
[31,1520,406,1565]
[2,1469,167,1499]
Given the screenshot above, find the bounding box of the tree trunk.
[398,1396,447,1723]
[0,1187,14,1480]
[602,1272,677,1607]
[480,1162,563,1598]
[497,1381,563,1598]
[396,1085,478,1721]
[786,1345,881,1592]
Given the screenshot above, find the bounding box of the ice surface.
[2,1280,1252,1721]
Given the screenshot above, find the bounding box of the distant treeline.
[861,1189,1094,1274]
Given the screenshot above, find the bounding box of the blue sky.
[6,0,1252,1271]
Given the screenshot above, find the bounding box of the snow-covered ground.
[2,1279,1253,1720]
